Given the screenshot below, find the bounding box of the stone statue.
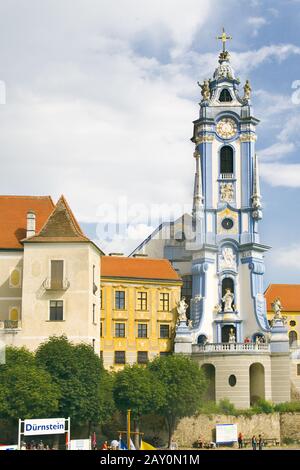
[228,328,236,343]
[272,297,282,319]
[243,79,252,100]
[219,247,236,271]
[198,79,210,101]
[177,297,188,322]
[214,304,222,314]
[188,319,193,329]
[222,288,234,312]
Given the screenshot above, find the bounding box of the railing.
[0,320,21,330]
[43,278,70,290]
[192,342,270,353]
[220,173,234,180]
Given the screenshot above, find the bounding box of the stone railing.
[220,173,234,180]
[0,320,21,330]
[192,342,270,353]
[42,278,70,290]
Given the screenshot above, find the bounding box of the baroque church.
[131,31,295,408]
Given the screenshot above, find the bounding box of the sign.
[69,439,91,450]
[0,445,18,450]
[216,424,238,443]
[24,418,66,436]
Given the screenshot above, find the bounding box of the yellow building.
[265,284,300,348]
[100,255,182,369]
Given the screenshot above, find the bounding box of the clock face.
[216,118,237,139]
[221,218,234,230]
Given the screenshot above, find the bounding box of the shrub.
[252,399,274,414]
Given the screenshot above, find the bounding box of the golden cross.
[217,27,232,52]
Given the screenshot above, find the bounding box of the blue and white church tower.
[131,31,291,407]
[189,34,270,346]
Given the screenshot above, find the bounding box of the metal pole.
[18,419,22,450]
[127,409,131,450]
[67,417,71,450]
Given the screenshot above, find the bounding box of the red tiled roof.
[265,284,300,312]
[101,256,181,281]
[0,195,54,249]
[25,195,90,243]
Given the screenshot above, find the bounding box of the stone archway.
[249,363,265,406]
[201,364,216,401]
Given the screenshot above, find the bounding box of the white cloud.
[271,244,300,269]
[259,142,296,161]
[260,163,300,187]
[247,16,267,36]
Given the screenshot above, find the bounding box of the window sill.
[46,320,65,322]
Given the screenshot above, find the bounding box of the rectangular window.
[138,323,148,338]
[93,265,97,295]
[93,304,96,324]
[137,351,148,364]
[51,260,64,289]
[297,364,300,376]
[137,292,147,311]
[115,322,126,338]
[115,351,126,364]
[160,324,170,339]
[159,293,170,311]
[100,322,103,338]
[49,300,63,321]
[100,289,103,309]
[115,291,125,310]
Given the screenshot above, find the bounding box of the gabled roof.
[0,195,54,249]
[24,195,91,243]
[265,284,300,312]
[101,256,182,282]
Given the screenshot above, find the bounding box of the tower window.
[219,89,232,102]
[220,146,233,174]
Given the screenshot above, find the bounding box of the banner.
[216,424,238,443]
[24,418,66,436]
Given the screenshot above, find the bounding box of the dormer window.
[219,89,232,102]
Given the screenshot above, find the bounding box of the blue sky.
[0,0,299,286]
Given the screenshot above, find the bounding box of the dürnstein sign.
[24,418,66,436]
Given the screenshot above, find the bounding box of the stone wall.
[280,413,300,442]
[172,413,281,447]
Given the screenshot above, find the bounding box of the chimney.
[108,253,124,257]
[26,210,36,238]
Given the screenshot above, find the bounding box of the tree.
[113,364,166,448]
[148,354,207,447]
[35,336,114,430]
[0,347,60,421]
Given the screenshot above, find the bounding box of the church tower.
[189,29,270,345]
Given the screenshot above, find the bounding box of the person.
[258,434,263,450]
[197,436,203,449]
[170,440,178,450]
[251,435,257,451]
[101,440,108,450]
[238,432,243,449]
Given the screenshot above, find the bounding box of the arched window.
[219,89,232,102]
[289,330,298,348]
[220,146,233,174]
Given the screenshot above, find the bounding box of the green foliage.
[0,347,60,420]
[113,364,165,420]
[252,399,275,414]
[148,354,207,445]
[274,401,300,413]
[218,398,237,415]
[35,335,114,425]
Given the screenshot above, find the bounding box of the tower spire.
[192,149,204,221]
[252,154,262,218]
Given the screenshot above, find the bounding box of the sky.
[0,0,299,286]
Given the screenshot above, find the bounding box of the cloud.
[260,163,300,187]
[259,142,296,160]
[271,244,300,269]
[247,16,267,36]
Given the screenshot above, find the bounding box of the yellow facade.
[267,311,300,348]
[100,277,181,369]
